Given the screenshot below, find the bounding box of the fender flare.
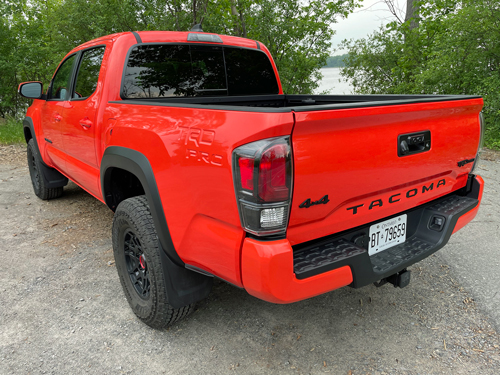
[23,117,38,147]
[100,146,213,308]
[100,146,182,265]
[23,117,68,188]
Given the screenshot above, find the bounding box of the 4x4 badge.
[299,195,330,208]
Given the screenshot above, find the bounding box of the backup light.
[260,207,286,228]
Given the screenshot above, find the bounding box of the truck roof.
[71,31,263,53]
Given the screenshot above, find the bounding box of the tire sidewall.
[113,208,157,321]
[27,140,42,196]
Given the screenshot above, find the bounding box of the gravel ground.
[1,145,499,375]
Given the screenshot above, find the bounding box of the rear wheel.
[27,139,63,200]
[112,195,193,329]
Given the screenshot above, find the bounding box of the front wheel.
[27,139,63,200]
[112,196,193,329]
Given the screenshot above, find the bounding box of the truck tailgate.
[288,98,483,246]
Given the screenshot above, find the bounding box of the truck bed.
[111,94,482,112]
[108,94,483,248]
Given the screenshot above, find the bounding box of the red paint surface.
[241,238,353,303]
[288,99,483,245]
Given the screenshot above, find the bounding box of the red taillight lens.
[238,157,254,190]
[259,144,288,202]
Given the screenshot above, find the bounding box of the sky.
[330,0,406,54]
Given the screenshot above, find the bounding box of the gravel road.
[1,145,499,375]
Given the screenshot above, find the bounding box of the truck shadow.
[148,260,484,373]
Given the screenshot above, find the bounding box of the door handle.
[79,117,93,129]
[54,114,62,122]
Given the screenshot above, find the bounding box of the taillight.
[233,137,292,236]
[258,144,289,202]
[471,112,485,174]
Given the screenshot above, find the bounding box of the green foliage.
[0,117,24,144]
[202,0,360,93]
[0,0,361,119]
[341,0,500,149]
[324,54,348,68]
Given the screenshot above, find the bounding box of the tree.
[405,0,419,30]
[202,0,360,93]
[0,0,361,119]
[341,0,500,149]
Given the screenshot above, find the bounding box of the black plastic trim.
[292,177,481,286]
[114,93,284,105]
[185,264,215,277]
[22,117,68,188]
[159,242,213,309]
[131,31,142,44]
[287,94,483,112]
[100,146,183,265]
[109,93,482,114]
[109,99,291,113]
[397,130,431,157]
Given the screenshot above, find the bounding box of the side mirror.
[18,81,44,99]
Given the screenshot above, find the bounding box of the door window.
[74,46,106,99]
[50,54,76,100]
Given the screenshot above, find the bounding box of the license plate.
[368,214,407,256]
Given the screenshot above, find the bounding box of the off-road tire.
[112,195,193,329]
[27,139,63,200]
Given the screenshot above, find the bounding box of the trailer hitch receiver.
[374,269,411,288]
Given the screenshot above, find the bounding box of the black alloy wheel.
[123,229,150,299]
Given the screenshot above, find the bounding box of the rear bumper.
[241,174,483,304]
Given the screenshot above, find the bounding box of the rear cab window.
[122,44,279,98]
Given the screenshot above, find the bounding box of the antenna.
[191,24,203,32]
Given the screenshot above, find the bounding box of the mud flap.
[159,242,213,309]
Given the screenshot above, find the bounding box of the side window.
[50,54,76,100]
[74,46,106,99]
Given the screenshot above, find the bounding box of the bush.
[341,0,500,149]
[0,117,24,145]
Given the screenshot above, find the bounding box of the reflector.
[238,157,254,190]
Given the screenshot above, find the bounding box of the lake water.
[315,67,352,94]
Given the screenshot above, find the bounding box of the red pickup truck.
[18,30,485,329]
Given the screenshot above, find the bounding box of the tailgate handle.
[398,131,431,157]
